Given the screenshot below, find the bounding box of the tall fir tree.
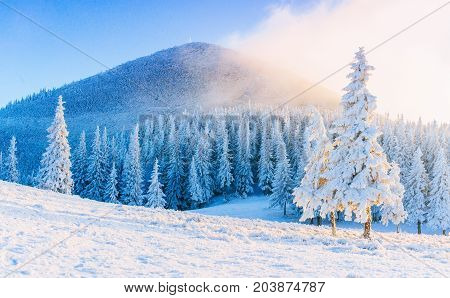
[404,147,428,234]
[258,120,274,194]
[235,116,253,197]
[0,151,4,180]
[6,136,19,183]
[291,120,307,184]
[320,48,405,238]
[190,129,213,204]
[38,96,73,194]
[100,127,110,189]
[144,159,166,208]
[188,156,203,207]
[165,120,184,209]
[122,124,143,205]
[104,162,119,204]
[427,147,449,235]
[293,110,333,232]
[85,126,104,201]
[270,133,293,216]
[216,119,233,194]
[72,131,88,196]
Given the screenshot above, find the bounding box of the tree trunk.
[310,218,314,225]
[363,207,372,239]
[330,211,337,236]
[396,224,400,233]
[443,229,447,236]
[317,216,322,226]
[417,220,421,235]
[283,202,287,216]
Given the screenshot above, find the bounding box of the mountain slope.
[1,181,448,277]
[0,42,337,174]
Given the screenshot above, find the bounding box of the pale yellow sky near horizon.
[226,0,450,123]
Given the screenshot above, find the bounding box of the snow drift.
[0,181,448,278]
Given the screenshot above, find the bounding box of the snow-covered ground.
[1,181,449,278]
[194,195,442,235]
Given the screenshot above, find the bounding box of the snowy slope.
[194,195,443,235]
[1,181,448,278]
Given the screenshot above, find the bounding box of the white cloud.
[224,0,450,123]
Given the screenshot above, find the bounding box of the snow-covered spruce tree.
[0,151,4,180]
[141,118,154,172]
[108,135,118,169]
[104,162,119,204]
[190,129,213,205]
[216,119,233,194]
[116,129,128,173]
[85,126,104,201]
[6,136,19,183]
[258,120,274,194]
[165,119,184,209]
[72,131,88,196]
[404,147,428,234]
[159,116,176,190]
[154,115,167,161]
[122,124,144,206]
[380,162,407,231]
[179,119,197,209]
[270,132,293,216]
[291,120,307,184]
[188,156,204,207]
[144,159,166,208]
[235,116,254,197]
[427,147,449,235]
[38,96,73,194]
[320,48,405,238]
[293,109,333,232]
[100,127,110,188]
[423,125,439,175]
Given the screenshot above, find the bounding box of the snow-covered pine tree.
[291,120,307,184]
[179,119,197,209]
[85,126,103,201]
[404,147,428,234]
[165,119,184,209]
[394,118,410,184]
[122,124,144,206]
[216,119,233,193]
[191,129,213,204]
[235,116,253,197]
[72,131,88,196]
[144,159,166,208]
[258,120,274,194]
[141,118,153,170]
[38,96,73,194]
[380,162,407,231]
[293,109,333,232]
[427,147,449,235]
[154,115,166,160]
[423,124,439,175]
[188,156,203,207]
[0,151,4,180]
[321,48,405,238]
[270,131,293,216]
[159,116,176,190]
[100,127,110,188]
[109,135,118,169]
[116,129,128,172]
[104,162,119,204]
[6,136,19,183]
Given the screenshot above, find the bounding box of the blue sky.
[0,0,316,106]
